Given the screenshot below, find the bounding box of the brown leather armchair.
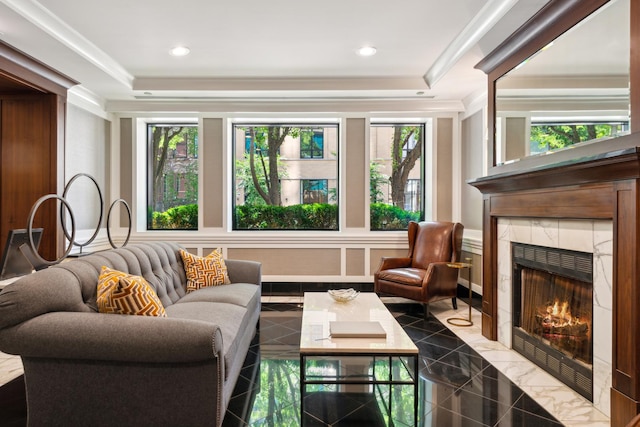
[374,221,464,319]
[626,414,640,427]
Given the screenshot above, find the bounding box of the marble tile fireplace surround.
[470,147,640,425]
[496,218,612,415]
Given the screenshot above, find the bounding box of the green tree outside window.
[370,124,424,230]
[530,122,627,154]
[147,124,198,230]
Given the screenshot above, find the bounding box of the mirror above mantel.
[478,0,632,168]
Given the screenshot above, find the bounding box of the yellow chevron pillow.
[97,266,167,317]
[180,249,231,293]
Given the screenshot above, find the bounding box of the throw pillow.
[97,266,167,317]
[180,249,231,293]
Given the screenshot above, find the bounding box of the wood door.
[0,94,58,262]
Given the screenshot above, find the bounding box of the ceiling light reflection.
[357,46,377,57]
[169,46,190,57]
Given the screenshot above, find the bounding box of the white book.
[329,321,387,338]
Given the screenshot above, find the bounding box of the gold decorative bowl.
[328,288,359,303]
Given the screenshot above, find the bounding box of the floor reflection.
[222,303,563,427]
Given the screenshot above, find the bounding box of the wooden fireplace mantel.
[469,140,640,424]
[471,146,640,195]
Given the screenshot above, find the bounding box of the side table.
[446,260,474,327]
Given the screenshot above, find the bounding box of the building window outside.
[301,179,328,204]
[147,124,198,230]
[404,179,421,212]
[369,123,424,230]
[402,132,418,159]
[163,174,189,199]
[233,123,339,230]
[245,131,252,153]
[300,129,324,159]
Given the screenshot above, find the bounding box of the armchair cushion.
[376,268,425,287]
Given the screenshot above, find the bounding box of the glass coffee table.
[299,292,419,425]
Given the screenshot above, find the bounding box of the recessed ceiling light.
[357,46,377,57]
[169,46,190,57]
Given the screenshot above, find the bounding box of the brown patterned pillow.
[97,266,167,317]
[180,249,231,293]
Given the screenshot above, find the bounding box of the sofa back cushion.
[0,242,186,330]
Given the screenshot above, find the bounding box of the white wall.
[64,103,111,248]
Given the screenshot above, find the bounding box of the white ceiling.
[0,0,551,111]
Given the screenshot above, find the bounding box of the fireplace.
[511,242,593,401]
[469,148,640,423]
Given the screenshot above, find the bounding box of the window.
[301,179,328,204]
[233,123,339,230]
[369,123,424,230]
[300,129,324,159]
[147,124,198,230]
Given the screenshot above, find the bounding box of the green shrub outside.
[151,202,418,231]
[235,203,338,230]
[370,203,421,230]
[151,204,198,229]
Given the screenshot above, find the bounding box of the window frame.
[231,122,340,231]
[369,122,426,231]
[146,122,199,231]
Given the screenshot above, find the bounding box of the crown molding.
[424,0,519,88]
[68,85,109,118]
[105,98,466,114]
[0,39,77,95]
[133,76,429,92]
[0,0,134,88]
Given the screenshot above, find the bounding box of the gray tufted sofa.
[0,242,261,427]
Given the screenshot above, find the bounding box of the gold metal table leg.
[446,259,473,327]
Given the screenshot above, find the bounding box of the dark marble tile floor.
[0,301,563,426]
[222,302,563,427]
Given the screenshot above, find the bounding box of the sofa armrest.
[225,259,262,285]
[0,311,224,364]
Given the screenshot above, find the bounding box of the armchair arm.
[225,259,262,285]
[0,311,223,364]
[375,257,412,274]
[422,262,460,295]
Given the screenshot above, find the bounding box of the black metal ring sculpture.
[61,173,104,252]
[27,194,76,266]
[106,198,132,249]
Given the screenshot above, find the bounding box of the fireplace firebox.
[512,242,593,401]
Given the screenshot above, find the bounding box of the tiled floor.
[0,296,610,426]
